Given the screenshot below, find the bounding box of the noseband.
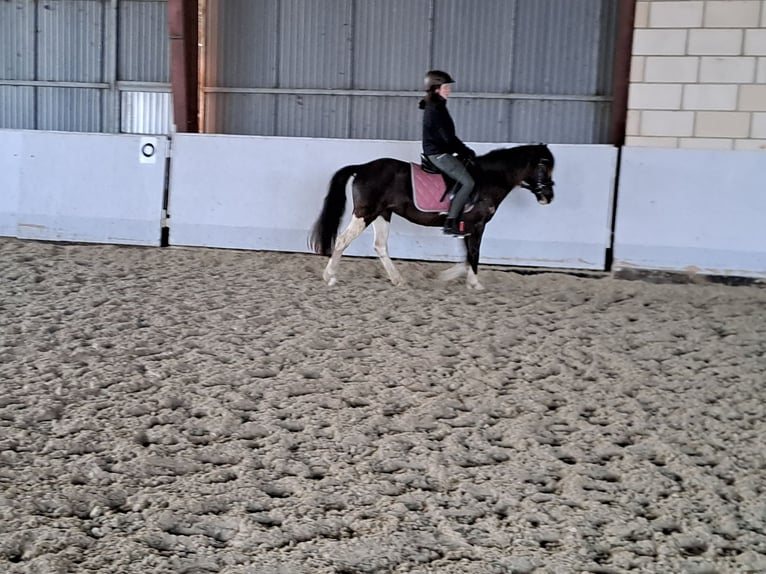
[521,158,554,197]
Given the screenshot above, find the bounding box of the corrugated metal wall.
[204,0,619,144]
[118,0,171,134]
[0,0,171,134]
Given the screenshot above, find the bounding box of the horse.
[310,143,555,290]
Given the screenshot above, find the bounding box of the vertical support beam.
[606,0,637,271]
[102,0,119,133]
[168,0,199,132]
[197,0,207,132]
[609,0,636,146]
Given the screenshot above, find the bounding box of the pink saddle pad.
[411,163,450,213]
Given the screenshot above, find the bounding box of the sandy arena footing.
[1,238,764,573]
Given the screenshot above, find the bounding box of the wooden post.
[168,0,199,133]
[610,0,636,146]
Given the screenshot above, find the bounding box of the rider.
[419,70,476,237]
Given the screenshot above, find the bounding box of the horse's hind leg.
[372,216,404,286]
[323,215,366,286]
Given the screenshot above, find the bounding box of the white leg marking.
[323,216,366,286]
[439,262,468,283]
[466,267,484,290]
[372,217,404,286]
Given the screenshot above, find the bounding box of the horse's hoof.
[327,277,337,287]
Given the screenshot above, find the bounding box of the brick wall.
[626,0,766,149]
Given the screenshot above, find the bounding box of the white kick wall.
[167,135,617,271]
[614,147,766,278]
[2,129,764,279]
[0,129,167,246]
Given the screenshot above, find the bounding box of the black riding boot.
[443,217,467,237]
[443,181,472,237]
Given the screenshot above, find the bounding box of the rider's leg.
[427,153,474,235]
[446,180,473,231]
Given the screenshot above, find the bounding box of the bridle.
[520,158,554,200]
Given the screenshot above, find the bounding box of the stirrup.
[443,219,469,238]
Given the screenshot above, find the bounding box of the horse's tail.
[310,164,358,256]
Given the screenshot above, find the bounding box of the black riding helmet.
[424,70,454,92]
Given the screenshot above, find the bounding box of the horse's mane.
[479,144,554,172]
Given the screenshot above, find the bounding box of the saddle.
[411,155,478,214]
[420,154,457,201]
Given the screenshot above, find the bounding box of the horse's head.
[520,144,555,205]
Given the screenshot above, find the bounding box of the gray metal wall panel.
[1,0,170,134]
[511,100,612,144]
[448,98,513,143]
[596,0,621,96]
[121,91,171,134]
[276,94,350,138]
[204,0,619,144]
[37,87,102,132]
[279,0,352,89]
[0,87,35,129]
[350,96,420,140]
[353,0,430,90]
[206,0,279,87]
[205,93,277,135]
[117,0,172,134]
[38,0,105,82]
[432,0,517,93]
[513,0,612,96]
[119,0,170,82]
[0,1,35,80]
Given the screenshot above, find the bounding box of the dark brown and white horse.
[310,143,555,289]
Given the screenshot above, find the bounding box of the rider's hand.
[461,148,476,167]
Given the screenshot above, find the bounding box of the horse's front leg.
[323,215,366,286]
[372,216,405,286]
[439,262,467,283]
[464,224,485,290]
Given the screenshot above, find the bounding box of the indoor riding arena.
[2,1,765,573]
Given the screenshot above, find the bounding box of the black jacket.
[420,95,473,158]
